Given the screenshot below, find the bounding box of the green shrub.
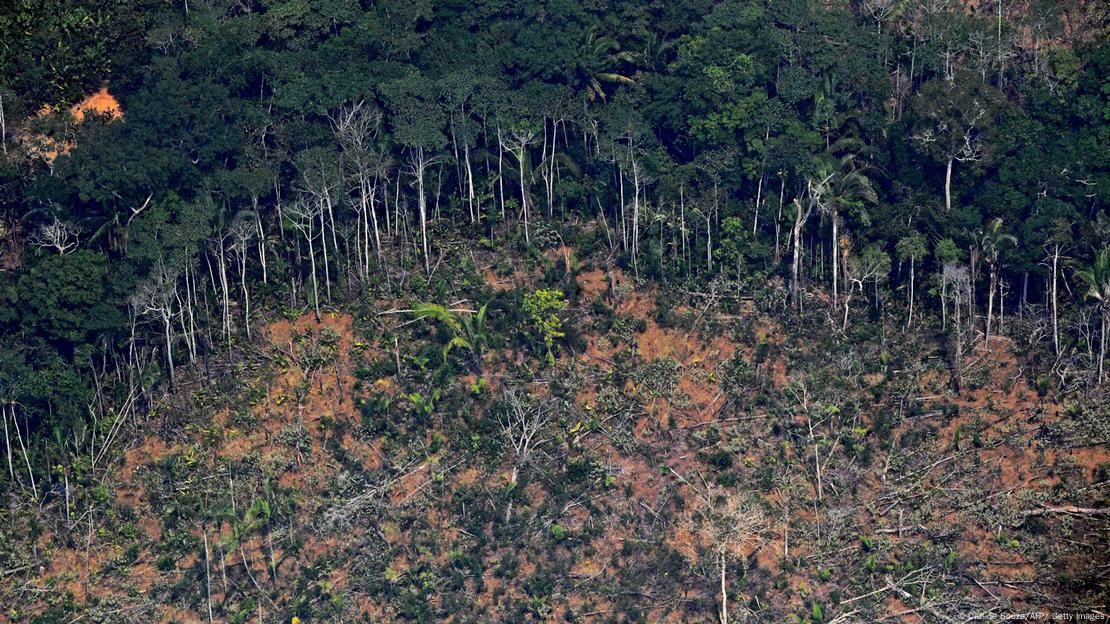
[523,289,567,366]
[549,524,566,541]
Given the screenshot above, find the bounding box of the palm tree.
[976,217,1016,346]
[576,27,636,102]
[1075,248,1110,384]
[812,151,878,309]
[412,302,491,372]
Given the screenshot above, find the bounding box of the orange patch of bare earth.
[213,312,380,614]
[23,87,123,163]
[585,268,741,435]
[575,267,1099,619]
[482,253,538,291]
[576,267,609,300]
[20,310,387,622]
[642,320,735,431]
[248,311,371,463]
[118,436,183,497]
[482,266,515,290]
[858,336,1108,611]
[568,267,775,620]
[544,244,575,269]
[9,407,185,618]
[70,87,123,122]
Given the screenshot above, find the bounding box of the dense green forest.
[0,0,1108,622]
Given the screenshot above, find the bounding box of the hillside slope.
[2,246,1106,624]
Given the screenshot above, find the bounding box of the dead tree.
[942,263,972,389]
[499,389,555,522]
[131,263,181,386]
[500,389,554,486]
[227,216,255,338]
[29,217,81,254]
[333,102,387,278]
[499,125,537,245]
[207,231,233,347]
[285,199,324,320]
[860,0,898,35]
[0,91,7,155]
[791,175,832,312]
[297,160,339,300]
[842,244,890,331]
[691,488,767,624]
[405,146,440,275]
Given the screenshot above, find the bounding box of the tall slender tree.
[897,233,928,329]
[976,217,1017,346]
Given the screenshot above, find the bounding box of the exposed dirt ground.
[7,259,1108,623]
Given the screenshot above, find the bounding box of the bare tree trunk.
[831,209,839,308]
[954,286,964,390]
[184,263,198,359]
[256,211,268,285]
[368,180,382,267]
[0,93,6,155]
[719,553,728,624]
[945,157,953,213]
[12,404,37,499]
[203,529,215,624]
[306,223,320,320]
[550,120,560,216]
[1051,245,1060,358]
[396,174,405,250]
[842,283,853,331]
[518,144,530,244]
[240,251,250,338]
[999,277,1005,335]
[216,240,231,346]
[433,160,443,221]
[615,164,625,251]
[985,266,996,346]
[774,178,785,263]
[383,172,393,237]
[496,124,505,220]
[906,256,915,329]
[791,197,813,312]
[319,203,332,301]
[174,289,192,362]
[353,192,365,284]
[274,179,285,243]
[64,470,71,533]
[792,216,803,311]
[450,123,464,218]
[2,404,14,481]
[413,148,432,274]
[323,187,339,280]
[1096,308,1105,381]
[706,209,713,272]
[465,143,478,224]
[753,174,763,236]
[660,214,667,280]
[542,118,554,217]
[631,157,641,279]
[353,183,367,281]
[163,315,175,387]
